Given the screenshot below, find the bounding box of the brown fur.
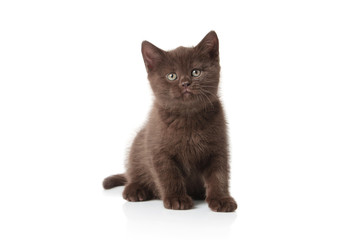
[103,31,237,212]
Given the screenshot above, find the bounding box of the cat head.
[141,31,220,110]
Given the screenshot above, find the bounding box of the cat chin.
[182,92,192,100]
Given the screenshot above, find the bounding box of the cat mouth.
[181,89,193,100]
[182,89,192,95]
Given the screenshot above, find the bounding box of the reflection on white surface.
[108,187,237,240]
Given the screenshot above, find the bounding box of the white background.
[0,0,359,239]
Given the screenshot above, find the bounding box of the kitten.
[103,31,237,212]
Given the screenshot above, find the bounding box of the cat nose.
[181,81,191,87]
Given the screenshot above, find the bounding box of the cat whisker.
[199,89,215,110]
[199,85,218,89]
[200,87,219,100]
[196,94,208,112]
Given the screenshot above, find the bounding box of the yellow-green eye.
[191,69,201,77]
[167,73,177,81]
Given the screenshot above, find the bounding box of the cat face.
[141,31,220,109]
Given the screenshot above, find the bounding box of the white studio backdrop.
[0,0,359,240]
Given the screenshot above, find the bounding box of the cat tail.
[103,173,127,189]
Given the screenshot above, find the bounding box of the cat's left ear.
[196,31,219,60]
[141,41,165,73]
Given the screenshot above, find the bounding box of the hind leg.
[122,129,160,201]
[122,182,155,202]
[123,158,158,201]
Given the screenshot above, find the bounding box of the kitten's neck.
[154,99,222,129]
[155,99,220,117]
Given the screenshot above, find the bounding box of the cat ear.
[141,41,164,72]
[196,31,219,59]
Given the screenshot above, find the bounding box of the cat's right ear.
[141,41,164,73]
[195,31,219,60]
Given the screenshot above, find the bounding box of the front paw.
[206,196,237,212]
[163,195,193,210]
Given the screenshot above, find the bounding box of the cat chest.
[166,129,210,158]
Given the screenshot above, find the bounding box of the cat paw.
[122,183,152,202]
[206,196,237,212]
[163,195,193,210]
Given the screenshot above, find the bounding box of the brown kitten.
[103,31,237,212]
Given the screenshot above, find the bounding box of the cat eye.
[191,69,201,77]
[166,73,177,81]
